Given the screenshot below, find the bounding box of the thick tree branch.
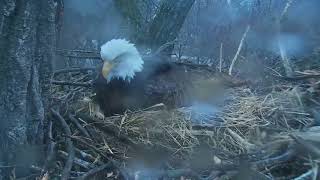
[68,114,91,138]
[51,109,75,180]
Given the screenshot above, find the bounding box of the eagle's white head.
[100,39,144,83]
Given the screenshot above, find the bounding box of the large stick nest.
[45,66,320,179]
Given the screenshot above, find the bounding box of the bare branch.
[228,25,250,76]
[41,119,56,176]
[53,68,96,76]
[68,114,91,138]
[76,163,113,180]
[51,109,75,180]
[51,81,92,88]
[219,43,223,72]
[253,149,296,170]
[58,150,95,170]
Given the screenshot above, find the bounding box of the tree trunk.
[0,0,56,177]
[114,0,195,54]
[147,0,195,53]
[113,0,144,38]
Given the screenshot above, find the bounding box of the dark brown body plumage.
[93,59,193,116]
[93,58,246,116]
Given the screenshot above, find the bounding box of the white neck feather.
[100,39,144,83]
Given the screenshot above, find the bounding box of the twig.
[51,80,92,88]
[56,39,176,60]
[162,169,200,179]
[219,43,223,72]
[70,171,86,176]
[253,149,296,170]
[57,53,101,59]
[73,145,129,179]
[56,49,98,53]
[76,163,113,180]
[227,128,255,150]
[293,165,318,180]
[41,119,56,176]
[290,135,320,157]
[75,148,103,166]
[53,68,96,76]
[77,114,138,148]
[280,0,294,22]
[174,61,215,70]
[228,25,250,76]
[54,49,217,71]
[68,114,91,138]
[51,108,75,180]
[277,74,320,81]
[136,169,200,179]
[58,150,95,170]
[70,136,114,160]
[151,39,177,55]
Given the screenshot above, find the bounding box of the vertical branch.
[219,43,223,72]
[228,25,250,76]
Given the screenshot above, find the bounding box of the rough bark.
[113,0,144,36]
[0,0,56,177]
[114,0,195,54]
[147,0,195,53]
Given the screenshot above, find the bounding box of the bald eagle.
[93,39,245,116]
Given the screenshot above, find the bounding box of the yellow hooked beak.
[102,61,114,79]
